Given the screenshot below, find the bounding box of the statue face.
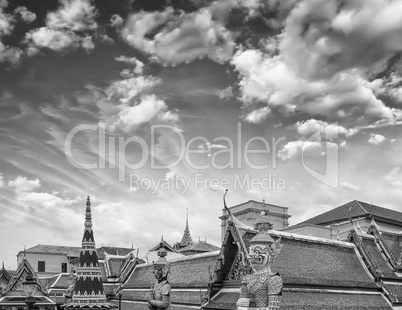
[248,245,269,271]
[153,267,164,280]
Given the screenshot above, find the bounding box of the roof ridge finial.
[2,261,4,270]
[161,234,164,242]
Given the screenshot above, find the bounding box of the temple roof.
[0,257,55,308]
[270,234,377,288]
[280,289,392,309]
[96,247,132,260]
[0,264,11,284]
[177,241,220,253]
[295,200,402,226]
[123,251,219,289]
[18,245,81,257]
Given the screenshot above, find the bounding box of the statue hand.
[147,288,153,303]
[236,298,250,307]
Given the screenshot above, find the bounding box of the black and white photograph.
[0,0,402,309]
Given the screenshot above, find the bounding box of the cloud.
[115,55,144,75]
[121,7,235,65]
[244,106,270,123]
[106,76,160,105]
[0,42,22,64]
[0,173,4,188]
[110,14,123,28]
[25,0,98,52]
[46,0,97,31]
[158,110,180,123]
[26,27,78,51]
[232,49,397,126]
[340,181,359,191]
[385,167,402,187]
[278,139,340,161]
[116,95,169,131]
[368,133,386,145]
[278,140,317,161]
[8,176,41,193]
[295,119,357,138]
[281,0,402,80]
[231,0,402,131]
[14,6,36,23]
[0,1,15,37]
[16,192,80,209]
[216,86,234,100]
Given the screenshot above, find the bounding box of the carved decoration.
[229,253,252,280]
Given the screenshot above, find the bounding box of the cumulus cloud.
[278,139,340,161]
[278,140,317,161]
[232,49,397,125]
[0,1,15,37]
[231,0,402,132]
[25,0,98,52]
[115,55,144,75]
[14,6,36,23]
[0,1,24,65]
[106,76,160,105]
[295,119,358,138]
[244,106,270,123]
[26,27,78,51]
[16,192,79,209]
[368,133,386,145]
[46,0,97,31]
[0,42,22,64]
[121,7,235,65]
[116,95,169,131]
[8,176,41,193]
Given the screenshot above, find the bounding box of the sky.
[1,0,402,269]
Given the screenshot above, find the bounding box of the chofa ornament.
[236,207,283,310]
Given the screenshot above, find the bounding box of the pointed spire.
[63,197,116,309]
[85,196,93,230]
[185,208,189,231]
[179,209,192,247]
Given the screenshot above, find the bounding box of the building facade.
[220,199,291,241]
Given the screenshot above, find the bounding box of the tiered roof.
[270,233,377,288]
[63,197,117,310]
[0,263,12,291]
[177,240,220,254]
[0,258,55,308]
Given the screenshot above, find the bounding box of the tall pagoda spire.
[179,209,193,247]
[63,196,116,309]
